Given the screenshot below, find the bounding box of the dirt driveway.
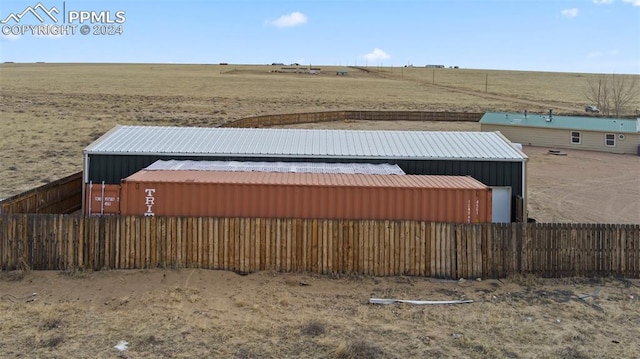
[524,146,639,224]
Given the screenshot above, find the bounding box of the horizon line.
[1,61,638,75]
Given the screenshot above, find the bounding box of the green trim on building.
[480,112,640,134]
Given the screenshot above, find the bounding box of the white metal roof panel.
[145,160,406,175]
[85,126,527,161]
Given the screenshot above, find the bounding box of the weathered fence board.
[1,214,638,278]
[0,172,82,215]
[221,111,482,128]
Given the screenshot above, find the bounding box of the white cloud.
[362,48,390,63]
[593,0,614,4]
[561,8,579,18]
[267,12,308,28]
[622,0,640,6]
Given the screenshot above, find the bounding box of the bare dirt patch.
[524,147,640,224]
[1,269,638,358]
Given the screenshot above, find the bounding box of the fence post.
[520,222,529,274]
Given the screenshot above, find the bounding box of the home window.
[605,133,616,147]
[570,131,581,144]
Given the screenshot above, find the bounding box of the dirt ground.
[1,269,639,358]
[523,146,639,224]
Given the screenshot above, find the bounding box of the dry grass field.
[1,64,640,358]
[1,269,640,359]
[2,63,638,200]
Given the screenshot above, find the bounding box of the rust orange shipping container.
[119,171,492,223]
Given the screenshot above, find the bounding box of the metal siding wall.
[88,156,524,195]
[87,155,524,221]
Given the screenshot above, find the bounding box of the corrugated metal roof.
[124,171,488,189]
[85,126,527,161]
[480,112,640,133]
[146,160,406,175]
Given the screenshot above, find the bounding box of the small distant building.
[280,67,305,73]
[425,65,445,68]
[336,70,348,76]
[480,112,640,154]
[277,67,321,74]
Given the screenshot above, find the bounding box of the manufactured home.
[480,112,640,155]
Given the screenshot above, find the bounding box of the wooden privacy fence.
[0,172,82,215]
[1,215,638,278]
[222,110,483,128]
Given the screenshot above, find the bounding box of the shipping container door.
[491,186,511,223]
[86,183,121,215]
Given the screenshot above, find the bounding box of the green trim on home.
[480,112,640,134]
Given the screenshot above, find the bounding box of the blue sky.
[1,0,639,74]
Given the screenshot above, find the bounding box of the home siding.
[482,125,639,154]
